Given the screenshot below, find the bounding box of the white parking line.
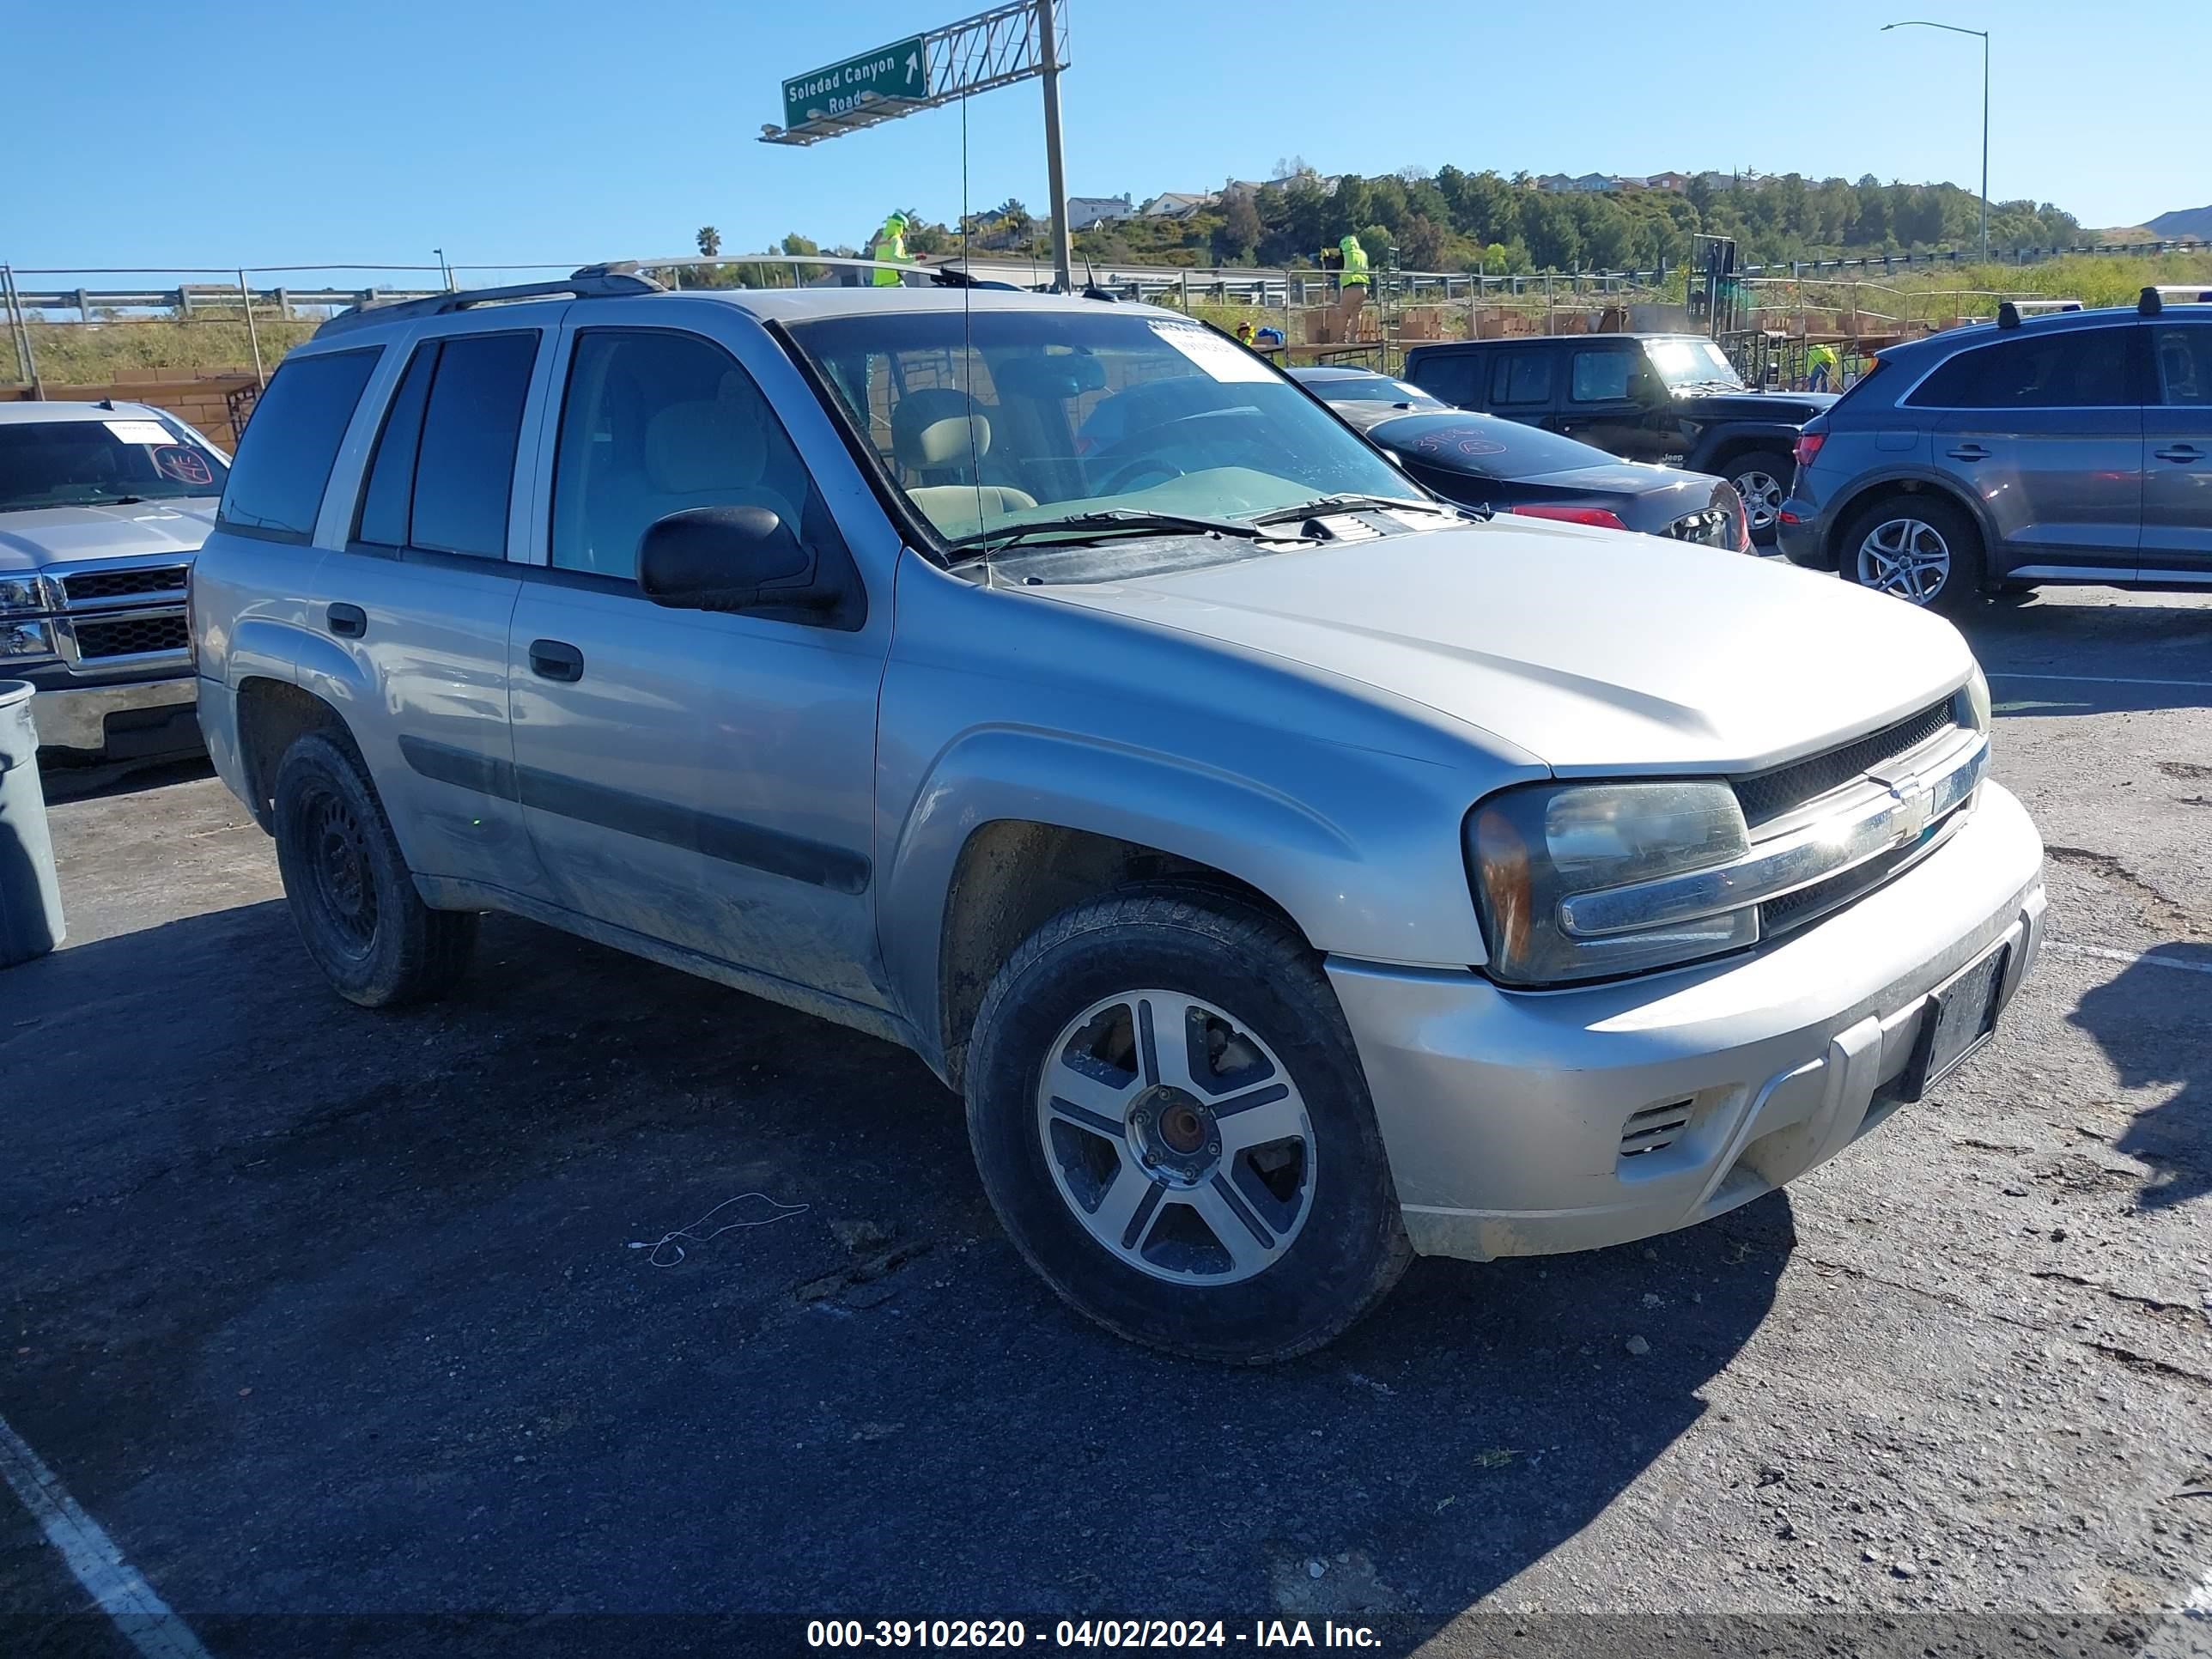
[1987,672,2212,690]
[0,1411,210,1659]
[2046,941,2212,978]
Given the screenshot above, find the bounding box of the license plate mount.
[1897,940,2013,1103]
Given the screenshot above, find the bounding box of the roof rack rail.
[313,268,665,337]
[1996,298,2083,328]
[2140,284,2212,315]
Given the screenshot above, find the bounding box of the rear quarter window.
[217,349,381,541]
[1491,351,1554,407]
[1407,353,1481,407]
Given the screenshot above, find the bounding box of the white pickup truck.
[0,401,228,763]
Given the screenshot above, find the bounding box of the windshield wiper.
[1249,493,1480,526]
[943,509,1265,559]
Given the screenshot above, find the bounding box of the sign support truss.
[763,0,1069,147]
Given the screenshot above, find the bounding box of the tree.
[1213,191,1263,264]
[780,232,819,257]
[696,226,721,257]
[1399,213,1447,271]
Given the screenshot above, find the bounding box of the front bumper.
[27,673,200,760]
[1328,781,2045,1261]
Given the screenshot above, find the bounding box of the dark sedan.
[1299,380,1750,550]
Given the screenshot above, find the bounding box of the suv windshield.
[0,416,229,514]
[1644,338,1745,392]
[785,307,1419,550]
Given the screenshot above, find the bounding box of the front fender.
[877,723,1504,1060]
[1691,424,1803,473]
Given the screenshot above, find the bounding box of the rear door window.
[1490,350,1554,407]
[1905,326,2136,409]
[2151,325,2212,405]
[408,332,540,557]
[217,348,380,541]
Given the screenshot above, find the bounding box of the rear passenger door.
[1905,324,2142,578]
[2142,319,2212,578]
[1482,346,1558,430]
[502,306,892,1009]
[313,313,558,896]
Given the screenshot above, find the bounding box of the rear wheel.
[271,731,477,1008]
[1840,494,1984,616]
[1727,448,1794,546]
[964,890,1412,1364]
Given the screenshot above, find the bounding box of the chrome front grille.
[72,614,190,660]
[62,565,189,605]
[1733,697,1958,829]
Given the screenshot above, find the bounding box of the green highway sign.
[781,37,929,131]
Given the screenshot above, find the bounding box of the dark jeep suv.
[1402,333,1834,542]
[1777,289,2212,612]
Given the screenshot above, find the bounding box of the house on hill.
[1139,191,1217,219]
[1065,195,1133,231]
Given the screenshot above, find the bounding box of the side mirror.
[637,506,836,613]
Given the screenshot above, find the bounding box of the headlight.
[0,576,49,616]
[1962,665,1990,733]
[0,619,57,660]
[1468,780,1757,985]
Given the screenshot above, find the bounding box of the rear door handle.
[1946,443,1991,461]
[325,602,367,639]
[528,638,584,683]
[2154,444,2206,463]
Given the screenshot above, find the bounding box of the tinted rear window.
[1905,327,2135,410]
[1491,351,1554,406]
[409,332,539,557]
[353,344,438,548]
[1407,353,1481,407]
[218,349,380,540]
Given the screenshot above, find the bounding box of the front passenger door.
[504,318,892,1010]
[1553,343,1669,462]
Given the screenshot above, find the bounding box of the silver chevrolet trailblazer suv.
[190,267,2047,1362]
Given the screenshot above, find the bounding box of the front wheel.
[964,891,1411,1364]
[1840,494,1984,616]
[1727,449,1794,546]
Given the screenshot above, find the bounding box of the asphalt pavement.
[2,585,2207,1659]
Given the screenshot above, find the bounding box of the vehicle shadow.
[2064,942,2212,1212]
[36,752,214,805]
[1959,594,2212,718]
[0,901,1790,1655]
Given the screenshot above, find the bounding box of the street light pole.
[1036,0,1073,294]
[1882,21,1990,263]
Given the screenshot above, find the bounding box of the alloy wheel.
[1036,989,1315,1285]
[1732,469,1784,534]
[1856,516,1953,605]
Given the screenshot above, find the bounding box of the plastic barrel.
[0,681,65,968]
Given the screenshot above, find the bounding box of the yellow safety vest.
[1340,244,1371,288]
[871,230,909,286]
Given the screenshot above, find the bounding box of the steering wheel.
[1099,454,1188,495]
[1088,407,1268,496]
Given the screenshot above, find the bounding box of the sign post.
[763,1,1074,294]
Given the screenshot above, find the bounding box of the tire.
[1725,448,1794,547]
[1839,492,1985,616]
[964,890,1413,1364]
[270,730,477,1008]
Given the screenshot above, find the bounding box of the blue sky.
[10,1,2203,279]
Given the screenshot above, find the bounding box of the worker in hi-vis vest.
[870,213,913,286]
[1337,234,1372,327]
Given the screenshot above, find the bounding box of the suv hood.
[0,500,219,574]
[1034,520,1971,773]
[1676,389,1838,424]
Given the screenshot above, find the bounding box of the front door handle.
[325,602,367,639]
[2154,444,2206,463]
[1947,443,1991,461]
[528,638,584,683]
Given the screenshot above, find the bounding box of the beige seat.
[642,371,800,526]
[890,390,1036,534]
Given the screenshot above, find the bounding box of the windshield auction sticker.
[1148,321,1275,383]
[104,419,174,447]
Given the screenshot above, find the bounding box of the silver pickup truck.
[189,270,2046,1362]
[1,402,226,762]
